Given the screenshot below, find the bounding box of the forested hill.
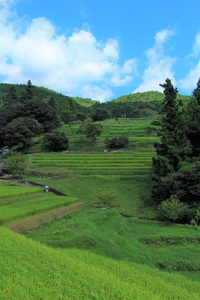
[0,83,191,106]
[112,90,191,103]
[0,83,95,107]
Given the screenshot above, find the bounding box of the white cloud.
[80,85,113,102]
[0,4,137,102]
[133,28,177,93]
[192,32,200,55]
[155,28,175,45]
[179,32,200,92]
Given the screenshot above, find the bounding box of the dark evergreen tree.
[152,78,191,203]
[25,80,33,100]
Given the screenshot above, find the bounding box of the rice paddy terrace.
[30,118,156,175]
[30,149,154,175]
[0,182,78,225]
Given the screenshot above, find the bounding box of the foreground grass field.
[1,227,200,299]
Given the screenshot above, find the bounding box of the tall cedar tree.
[26,80,33,100]
[152,78,191,203]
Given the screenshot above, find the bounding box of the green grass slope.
[26,208,200,281]
[112,91,191,103]
[1,227,200,300]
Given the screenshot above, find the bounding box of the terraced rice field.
[0,183,77,224]
[30,149,154,175]
[58,117,157,150]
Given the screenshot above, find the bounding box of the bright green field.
[1,227,200,300]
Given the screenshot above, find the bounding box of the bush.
[157,195,187,223]
[105,136,129,149]
[43,131,69,152]
[95,191,118,208]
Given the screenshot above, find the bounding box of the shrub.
[157,195,187,222]
[95,191,118,208]
[105,135,129,149]
[43,131,69,152]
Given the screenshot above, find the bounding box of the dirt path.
[9,201,85,233]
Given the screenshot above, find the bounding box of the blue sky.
[1,0,200,101]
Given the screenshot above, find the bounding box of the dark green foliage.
[43,131,69,152]
[156,261,200,272]
[3,117,41,150]
[152,79,191,204]
[90,107,111,121]
[101,100,160,118]
[0,96,58,149]
[140,236,200,245]
[76,112,87,122]
[151,78,200,224]
[25,80,33,100]
[104,135,129,149]
[77,118,103,141]
[4,85,18,107]
[153,79,190,175]
[186,80,200,157]
[20,100,60,132]
[48,97,58,113]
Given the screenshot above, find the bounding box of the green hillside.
[112,90,191,103]
[1,227,200,299]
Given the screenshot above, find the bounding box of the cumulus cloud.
[0,3,137,102]
[179,31,200,92]
[133,28,177,93]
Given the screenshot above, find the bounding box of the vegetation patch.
[140,236,200,245]
[157,261,200,272]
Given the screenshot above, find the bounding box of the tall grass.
[1,227,199,299]
[26,208,200,280]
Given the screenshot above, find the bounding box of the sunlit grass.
[1,227,200,299]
